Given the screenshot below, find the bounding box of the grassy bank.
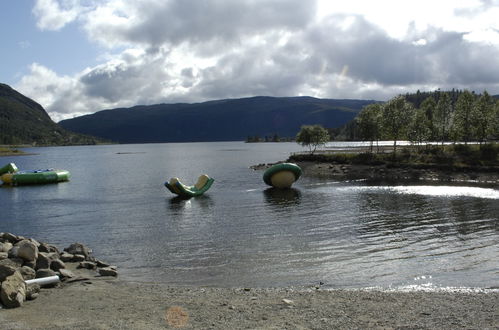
[0,146,25,156]
[289,143,499,170]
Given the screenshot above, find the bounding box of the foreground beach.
[1,267,498,329]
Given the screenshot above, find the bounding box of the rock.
[50,259,66,271]
[59,252,74,262]
[8,246,19,258]
[0,257,23,268]
[0,241,13,252]
[0,271,26,308]
[58,268,76,279]
[0,232,19,243]
[282,299,294,305]
[77,261,97,270]
[0,263,17,282]
[35,268,57,279]
[35,252,51,270]
[23,260,37,269]
[17,240,39,262]
[98,267,118,277]
[64,243,91,260]
[38,243,60,254]
[72,254,86,262]
[26,283,40,301]
[19,266,36,280]
[0,252,8,260]
[95,259,110,268]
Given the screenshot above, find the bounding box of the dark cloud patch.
[88,0,317,48]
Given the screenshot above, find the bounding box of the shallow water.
[1,142,497,290]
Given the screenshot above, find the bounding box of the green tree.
[296,125,330,154]
[434,92,452,145]
[356,103,382,152]
[472,91,494,144]
[380,96,413,154]
[451,90,475,144]
[408,107,431,146]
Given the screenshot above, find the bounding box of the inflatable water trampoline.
[0,163,70,186]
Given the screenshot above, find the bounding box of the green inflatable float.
[165,174,214,198]
[263,163,302,189]
[0,163,70,186]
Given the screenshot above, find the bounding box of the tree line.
[356,90,499,152]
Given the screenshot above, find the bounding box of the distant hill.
[59,96,376,143]
[0,83,105,145]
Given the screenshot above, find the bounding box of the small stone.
[17,240,39,262]
[0,252,8,260]
[78,261,97,270]
[72,254,86,262]
[64,243,91,260]
[95,259,110,268]
[58,268,76,279]
[59,252,74,262]
[35,268,57,279]
[26,283,41,301]
[98,267,118,277]
[282,299,294,305]
[50,259,66,271]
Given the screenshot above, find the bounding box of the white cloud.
[32,0,85,30]
[18,0,499,121]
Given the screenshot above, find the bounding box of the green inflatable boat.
[0,163,70,186]
[165,174,214,198]
[263,163,302,189]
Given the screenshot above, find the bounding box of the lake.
[1,142,498,290]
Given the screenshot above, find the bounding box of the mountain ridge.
[59,96,376,143]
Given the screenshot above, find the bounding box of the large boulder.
[64,243,92,260]
[0,271,26,308]
[17,240,38,262]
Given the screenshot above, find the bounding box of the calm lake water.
[1,142,498,290]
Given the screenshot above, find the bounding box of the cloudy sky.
[2,0,499,122]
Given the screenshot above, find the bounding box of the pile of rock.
[0,232,117,309]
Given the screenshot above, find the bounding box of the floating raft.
[263,163,302,189]
[165,174,214,198]
[0,163,70,186]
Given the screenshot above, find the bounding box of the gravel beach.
[1,264,498,330]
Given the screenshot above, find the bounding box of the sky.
[2,0,499,122]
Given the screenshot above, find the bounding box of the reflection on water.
[263,188,301,206]
[0,142,498,290]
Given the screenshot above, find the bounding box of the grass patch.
[0,146,25,156]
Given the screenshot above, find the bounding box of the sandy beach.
[1,263,498,330]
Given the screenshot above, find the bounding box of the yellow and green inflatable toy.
[263,163,302,189]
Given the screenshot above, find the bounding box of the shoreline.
[2,273,498,329]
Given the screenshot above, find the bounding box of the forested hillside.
[60,96,375,143]
[0,83,104,145]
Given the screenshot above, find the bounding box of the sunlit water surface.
[1,142,497,290]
